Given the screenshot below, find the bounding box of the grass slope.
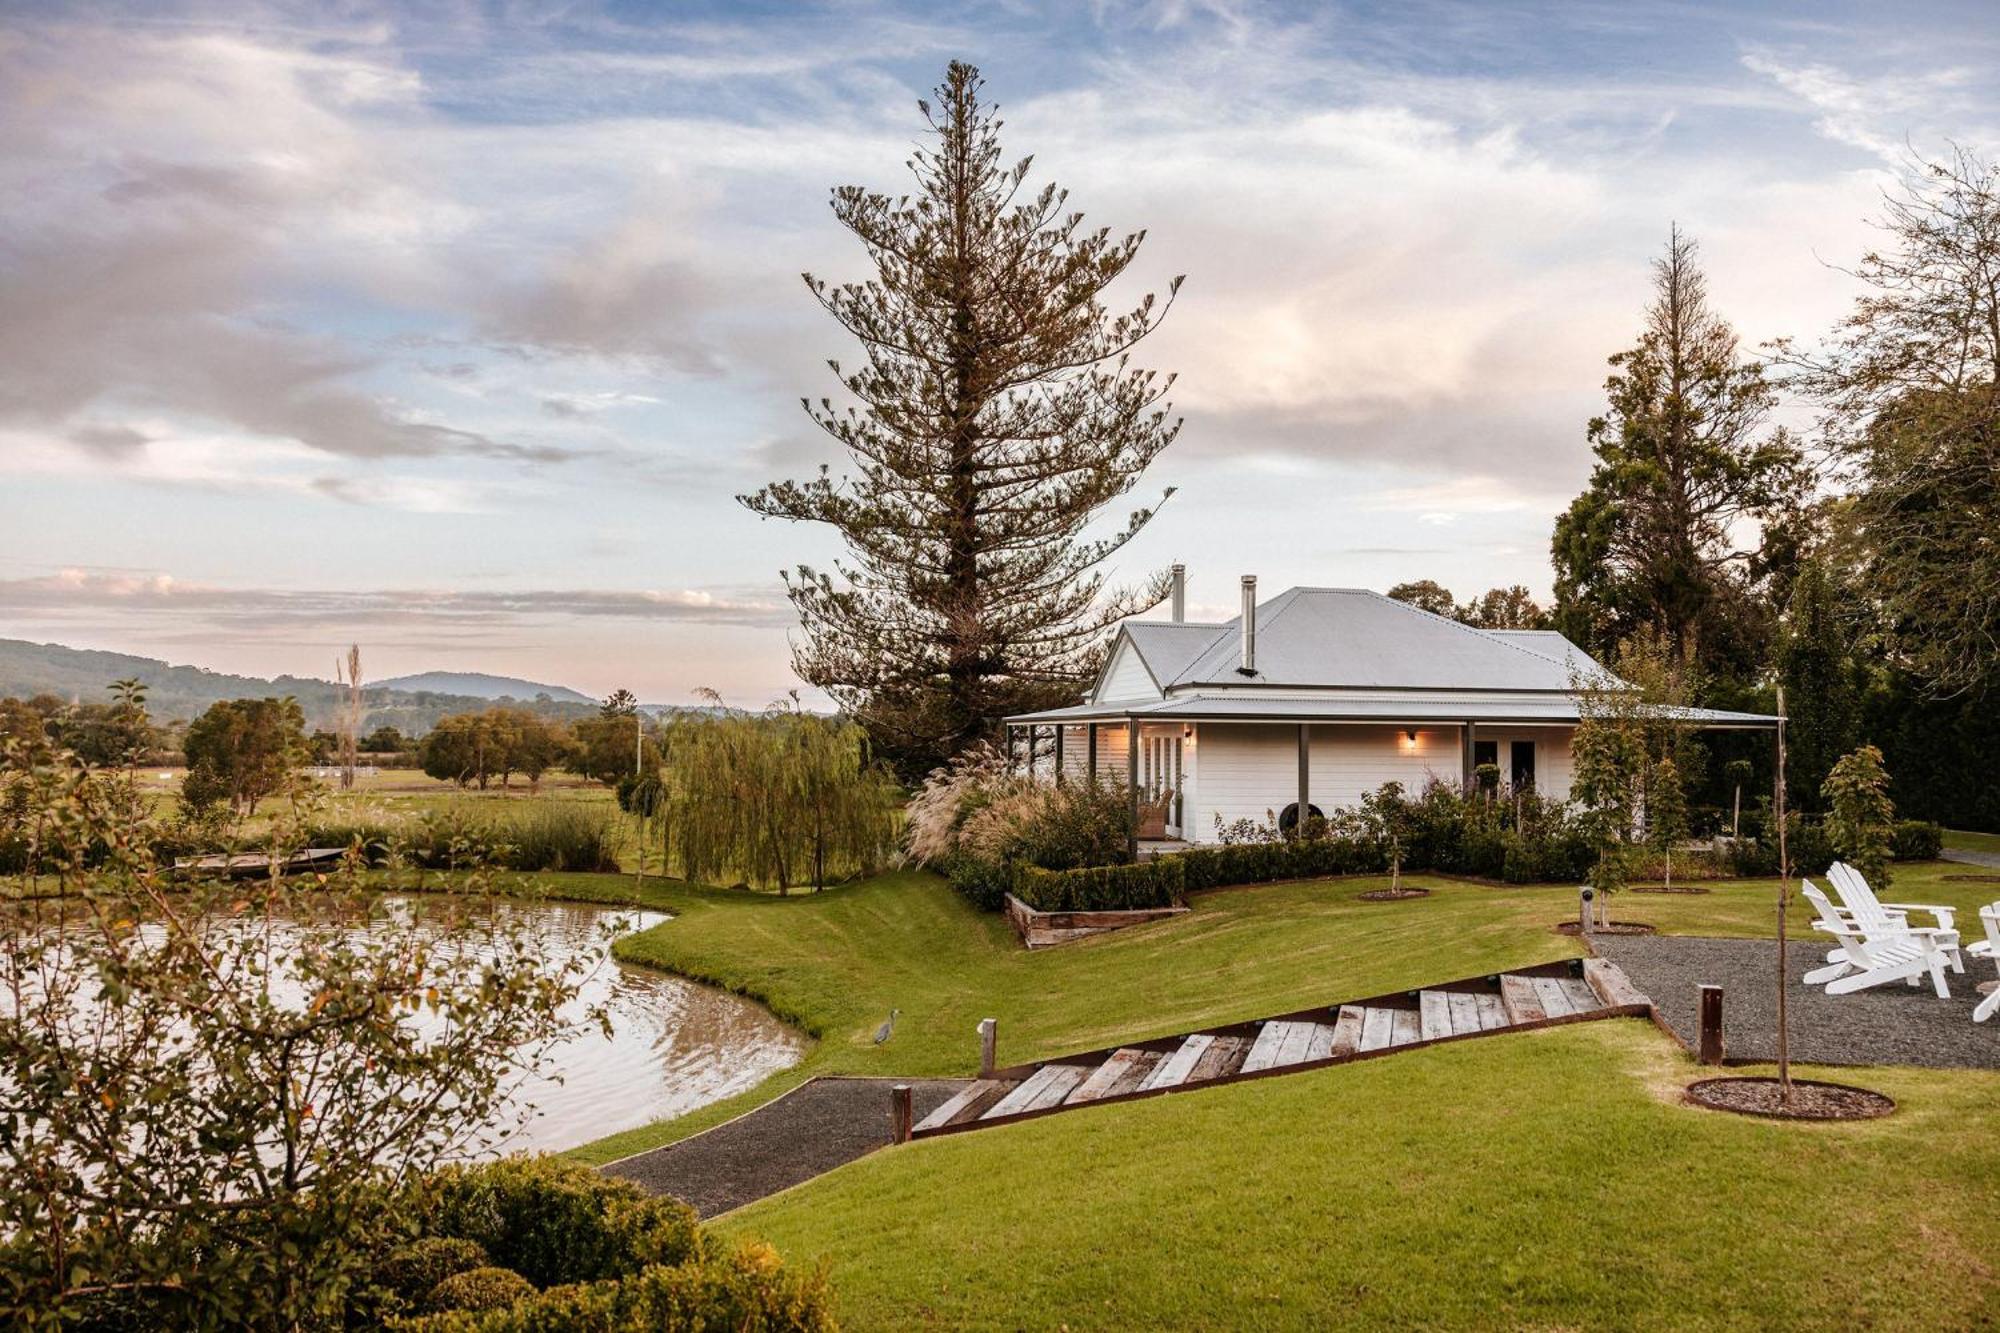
[564,859,2000,1164]
[720,1020,2000,1330]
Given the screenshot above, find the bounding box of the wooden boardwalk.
[914,958,1650,1138]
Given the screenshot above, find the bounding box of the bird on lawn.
[873,1009,900,1045]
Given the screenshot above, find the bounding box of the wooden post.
[1296,724,1310,831]
[978,1018,997,1076]
[890,1084,913,1144]
[1579,887,1592,936]
[1086,722,1098,782]
[1125,719,1139,862]
[1053,725,1065,785]
[1698,985,1725,1065]
[1462,721,1477,793]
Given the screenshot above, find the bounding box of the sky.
[1,0,1995,705]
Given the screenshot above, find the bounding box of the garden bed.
[1003,893,1189,949]
[1356,887,1430,901]
[1553,920,1657,936]
[1684,1076,1894,1121]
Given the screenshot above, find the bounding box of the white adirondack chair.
[1970,904,1999,1024]
[1800,882,1954,997]
[1825,862,1963,973]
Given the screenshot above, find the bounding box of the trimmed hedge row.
[1728,814,1946,877]
[1013,858,1185,912]
[1176,837,1385,893]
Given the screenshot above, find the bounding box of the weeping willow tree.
[656,705,899,893]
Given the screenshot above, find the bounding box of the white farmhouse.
[1002,569,1779,853]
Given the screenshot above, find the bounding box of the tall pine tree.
[1551,227,1809,684]
[742,63,1183,775]
[1776,560,1860,810]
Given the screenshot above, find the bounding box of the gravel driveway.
[1593,935,1998,1070]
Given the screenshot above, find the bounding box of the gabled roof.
[1118,588,1614,694]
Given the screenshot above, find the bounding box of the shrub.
[377,1237,492,1304]
[1891,819,1944,861]
[423,1157,703,1290]
[504,804,620,873]
[1823,743,1897,887]
[1014,858,1184,912]
[426,1266,536,1314]
[396,1242,836,1333]
[944,853,1016,912]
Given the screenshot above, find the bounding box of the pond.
[464,898,806,1153]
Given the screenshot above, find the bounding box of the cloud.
[0,570,795,633]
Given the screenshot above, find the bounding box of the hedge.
[1891,819,1944,861]
[1177,837,1385,892]
[1013,858,1185,912]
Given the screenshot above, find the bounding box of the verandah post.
[1297,724,1310,831]
[1126,718,1139,862]
[1053,723,1065,785]
[1086,722,1098,780]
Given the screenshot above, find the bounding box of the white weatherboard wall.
[1308,725,1457,812]
[1185,722,1578,840]
[1097,640,1159,702]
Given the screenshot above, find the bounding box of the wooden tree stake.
[978,1018,997,1076]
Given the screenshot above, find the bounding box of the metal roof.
[1127,587,1616,693]
[1007,693,1779,728]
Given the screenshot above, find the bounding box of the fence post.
[978,1018,997,1076]
[1698,985,1725,1065]
[890,1084,913,1144]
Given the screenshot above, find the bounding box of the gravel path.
[1943,847,2000,869]
[1594,935,1998,1070]
[604,1076,970,1217]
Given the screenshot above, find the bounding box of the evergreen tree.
[1775,149,2000,698]
[741,62,1183,775]
[1551,227,1809,683]
[1776,561,1860,810]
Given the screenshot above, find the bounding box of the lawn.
[544,858,2000,1328]
[561,857,2000,1164]
[1944,827,2000,856]
[718,1019,2000,1330]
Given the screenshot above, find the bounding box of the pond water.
[461,898,806,1153]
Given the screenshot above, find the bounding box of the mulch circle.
[1356,888,1431,901]
[1629,884,1711,895]
[1552,920,1657,936]
[1943,873,2000,884]
[1684,1076,1895,1121]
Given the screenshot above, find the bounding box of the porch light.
[1402,728,1419,747]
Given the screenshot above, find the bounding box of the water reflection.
[452,898,806,1153]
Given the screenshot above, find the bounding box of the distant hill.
[374,671,593,704]
[0,638,601,732]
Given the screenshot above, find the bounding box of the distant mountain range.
[0,638,604,730]
[372,671,594,704]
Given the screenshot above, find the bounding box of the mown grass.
[718,1020,2000,1331]
[559,857,1996,1166]
[1944,827,2000,856]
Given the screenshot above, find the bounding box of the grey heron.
[873,1008,900,1045]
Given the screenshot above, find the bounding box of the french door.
[1140,730,1183,837]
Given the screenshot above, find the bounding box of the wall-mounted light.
[1402,728,1419,748]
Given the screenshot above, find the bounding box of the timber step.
[919,959,1652,1137]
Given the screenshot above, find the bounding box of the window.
[1511,740,1536,790]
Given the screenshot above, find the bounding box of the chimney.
[1238,575,1258,676]
[1170,563,1186,621]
